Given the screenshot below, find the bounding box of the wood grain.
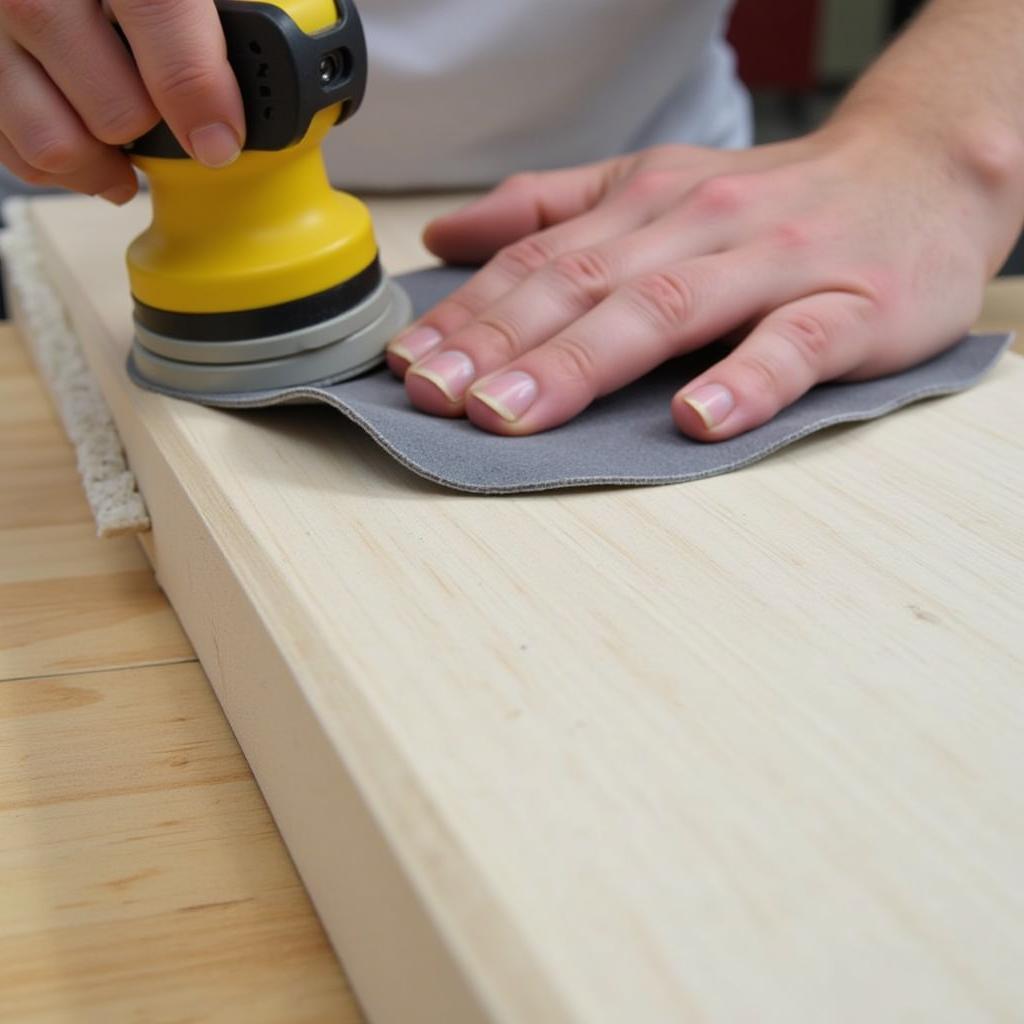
[0,662,361,1024]
[0,326,192,681]
[0,322,364,1023]
[13,194,1024,1024]
[0,327,93,530]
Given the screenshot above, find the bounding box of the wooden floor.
[0,322,364,1022]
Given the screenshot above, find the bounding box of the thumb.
[424,159,624,265]
[111,0,246,168]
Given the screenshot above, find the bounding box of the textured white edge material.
[0,198,150,537]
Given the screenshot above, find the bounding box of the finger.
[459,246,810,435]
[0,35,135,196]
[423,160,629,265]
[672,292,876,441]
[388,172,685,374]
[0,31,94,172]
[0,130,49,184]
[401,211,745,417]
[109,0,245,167]
[389,208,653,374]
[0,130,137,202]
[6,0,159,146]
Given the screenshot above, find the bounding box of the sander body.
[126,0,411,396]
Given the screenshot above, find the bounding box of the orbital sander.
[125,0,411,396]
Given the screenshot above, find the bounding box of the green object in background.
[819,0,890,82]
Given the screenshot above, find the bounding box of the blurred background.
[732,0,921,143]
[2,0,1022,322]
[730,0,1024,272]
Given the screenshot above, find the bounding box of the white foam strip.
[1,199,150,537]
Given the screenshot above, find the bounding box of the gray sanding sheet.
[128,266,1013,493]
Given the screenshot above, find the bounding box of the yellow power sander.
[126,0,411,396]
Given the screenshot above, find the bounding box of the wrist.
[817,103,1024,274]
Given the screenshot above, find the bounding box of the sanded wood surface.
[0,323,363,1022]
[11,194,1024,1024]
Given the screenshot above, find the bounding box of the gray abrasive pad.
[128,266,1013,494]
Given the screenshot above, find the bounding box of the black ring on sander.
[132,258,382,343]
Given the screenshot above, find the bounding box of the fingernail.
[98,184,136,206]
[408,350,476,402]
[680,383,735,429]
[188,123,241,168]
[470,371,539,423]
[388,325,443,364]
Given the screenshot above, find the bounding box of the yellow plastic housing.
[127,0,377,315]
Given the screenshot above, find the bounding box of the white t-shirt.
[325,0,749,189]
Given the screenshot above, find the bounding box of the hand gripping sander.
[125,0,412,396]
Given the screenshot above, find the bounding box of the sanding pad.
[127,266,1014,494]
[129,277,412,394]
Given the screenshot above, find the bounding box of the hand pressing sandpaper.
[129,267,1013,494]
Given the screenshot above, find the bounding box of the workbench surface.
[3,193,1023,1022]
[0,322,363,1022]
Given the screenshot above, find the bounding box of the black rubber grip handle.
[127,0,367,158]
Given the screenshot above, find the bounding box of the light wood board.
[13,193,1024,1023]
[0,663,362,1024]
[0,323,364,1022]
[0,322,191,681]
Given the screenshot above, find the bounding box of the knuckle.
[112,0,186,26]
[622,167,677,201]
[475,315,523,362]
[90,100,158,145]
[768,220,814,252]
[152,58,221,102]
[547,249,613,309]
[0,0,57,36]
[426,292,482,333]
[548,335,600,387]
[690,174,751,218]
[625,271,697,331]
[21,127,81,172]
[736,353,787,399]
[444,292,484,319]
[774,310,834,368]
[493,235,555,278]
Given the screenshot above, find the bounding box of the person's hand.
[0,0,245,204]
[387,123,1021,441]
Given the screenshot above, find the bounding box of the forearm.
[825,0,1024,268]
[839,0,1024,133]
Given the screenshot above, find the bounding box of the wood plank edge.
[24,197,573,1024]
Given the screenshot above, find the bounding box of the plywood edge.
[22,195,573,1024]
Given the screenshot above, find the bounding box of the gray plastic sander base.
[129,276,413,394]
